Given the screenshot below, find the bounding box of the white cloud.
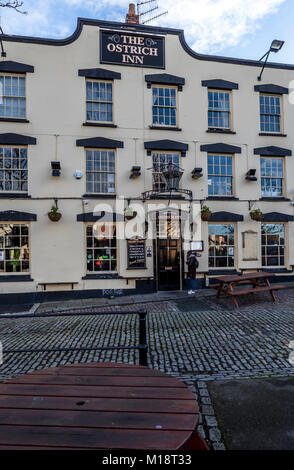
[0,0,286,54]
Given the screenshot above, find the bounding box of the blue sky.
[1,0,294,64]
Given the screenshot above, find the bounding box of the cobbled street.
[0,288,294,449]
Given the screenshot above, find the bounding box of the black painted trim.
[0,118,29,123]
[202,79,238,90]
[259,133,287,137]
[0,275,33,282]
[0,193,31,199]
[149,126,182,131]
[262,212,294,222]
[200,143,242,154]
[82,274,123,280]
[76,137,123,148]
[260,197,290,202]
[83,122,117,128]
[209,211,244,222]
[3,18,294,71]
[207,129,236,134]
[206,197,239,201]
[82,194,117,199]
[78,68,121,79]
[208,270,239,275]
[77,211,124,222]
[145,73,185,89]
[254,84,288,94]
[254,146,292,156]
[0,133,37,145]
[0,210,37,221]
[144,139,188,152]
[0,61,34,73]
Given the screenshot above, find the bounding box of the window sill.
[83,122,117,128]
[82,274,123,280]
[206,196,239,201]
[149,126,182,131]
[82,193,117,199]
[127,267,147,270]
[260,268,293,273]
[208,270,239,275]
[259,133,287,137]
[0,193,31,199]
[207,129,236,134]
[259,197,290,201]
[0,118,29,123]
[0,275,33,282]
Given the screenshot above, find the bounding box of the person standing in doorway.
[187,251,198,295]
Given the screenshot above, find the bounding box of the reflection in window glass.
[0,224,30,273]
[261,224,285,267]
[208,90,231,129]
[86,80,113,122]
[208,224,235,268]
[152,152,180,192]
[207,154,233,196]
[0,147,28,192]
[152,86,177,126]
[86,149,115,194]
[86,224,117,272]
[260,157,283,197]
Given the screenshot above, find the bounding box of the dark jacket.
[187,254,197,279]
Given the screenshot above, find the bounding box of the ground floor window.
[0,224,30,273]
[208,224,235,268]
[86,224,117,272]
[261,224,285,267]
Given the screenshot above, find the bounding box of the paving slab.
[207,376,294,450]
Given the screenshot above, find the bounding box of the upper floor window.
[259,94,281,133]
[261,223,285,267]
[86,80,113,123]
[260,157,283,197]
[0,146,28,192]
[86,149,115,194]
[86,224,117,272]
[152,152,180,192]
[0,74,26,119]
[208,90,231,130]
[207,154,233,196]
[0,223,30,273]
[152,86,177,127]
[208,224,235,268]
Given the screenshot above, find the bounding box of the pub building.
[0,3,294,303]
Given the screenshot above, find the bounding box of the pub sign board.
[100,30,165,69]
[127,239,146,269]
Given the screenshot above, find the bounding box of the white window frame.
[207,153,234,197]
[0,145,28,193]
[208,89,232,130]
[261,223,285,267]
[85,79,114,124]
[0,73,26,119]
[86,223,118,274]
[260,156,284,198]
[259,93,283,134]
[152,151,181,192]
[85,148,116,195]
[152,85,178,127]
[208,223,235,269]
[0,222,30,275]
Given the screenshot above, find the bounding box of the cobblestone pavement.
[0,288,294,450]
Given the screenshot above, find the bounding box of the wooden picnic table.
[0,362,208,450]
[211,271,284,308]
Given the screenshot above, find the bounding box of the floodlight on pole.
[257,39,284,81]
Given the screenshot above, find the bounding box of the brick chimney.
[126,3,139,24]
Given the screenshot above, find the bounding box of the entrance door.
[157,238,181,290]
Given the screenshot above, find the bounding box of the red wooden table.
[0,362,208,450]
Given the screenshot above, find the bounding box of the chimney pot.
[126,3,139,24]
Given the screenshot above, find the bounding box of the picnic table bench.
[0,362,208,450]
[210,272,284,308]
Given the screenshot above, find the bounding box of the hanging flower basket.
[48,205,62,222]
[201,206,212,221]
[250,210,263,221]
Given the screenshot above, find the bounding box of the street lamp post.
[257,39,284,81]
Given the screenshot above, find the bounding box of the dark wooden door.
[157,238,181,290]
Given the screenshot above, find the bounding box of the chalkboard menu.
[127,239,146,269]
